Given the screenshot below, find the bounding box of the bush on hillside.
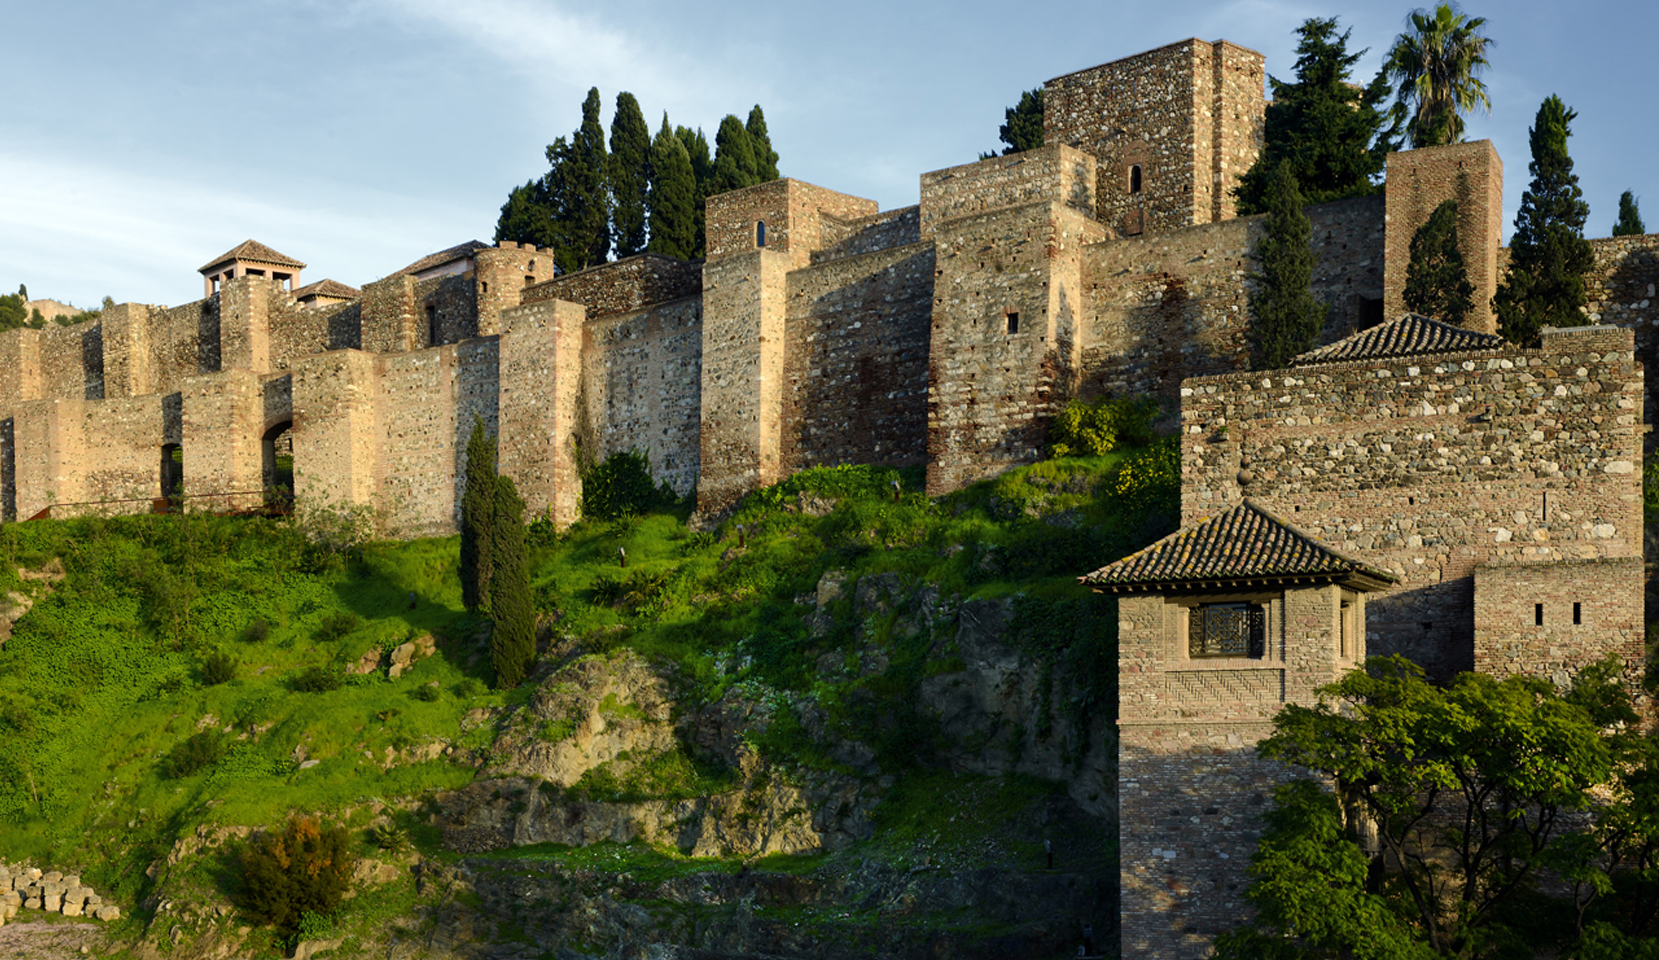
[1049,396,1156,458]
[163,732,226,779]
[580,449,676,521]
[238,816,354,936]
[202,650,238,685]
[290,665,342,694]
[314,611,360,644]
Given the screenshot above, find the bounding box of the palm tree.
[1384,4,1494,147]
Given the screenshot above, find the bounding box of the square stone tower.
[1044,39,1265,238]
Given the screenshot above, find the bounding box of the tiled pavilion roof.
[1293,313,1506,367]
[199,240,305,274]
[1079,499,1396,593]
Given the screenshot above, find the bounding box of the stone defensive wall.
[1178,324,1643,680]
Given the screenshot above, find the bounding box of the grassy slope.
[0,442,1177,949]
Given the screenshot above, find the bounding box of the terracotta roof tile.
[1079,499,1396,591]
[199,240,305,273]
[1293,314,1506,367]
[291,278,361,301]
[395,240,493,277]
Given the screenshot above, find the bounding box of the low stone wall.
[0,864,120,924]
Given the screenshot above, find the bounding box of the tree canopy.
[1493,95,1594,346]
[647,115,697,261]
[980,88,1044,160]
[1218,656,1659,958]
[1614,191,1646,237]
[1235,17,1395,214]
[608,92,651,259]
[1403,198,1476,325]
[1384,3,1494,148]
[1248,163,1326,369]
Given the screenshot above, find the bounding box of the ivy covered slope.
[0,433,1177,959]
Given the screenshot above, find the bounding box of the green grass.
[0,442,1175,928]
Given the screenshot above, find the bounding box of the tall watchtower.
[1044,39,1265,238]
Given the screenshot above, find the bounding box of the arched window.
[1129,164,1143,194]
[756,220,767,248]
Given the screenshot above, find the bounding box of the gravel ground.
[0,920,115,959]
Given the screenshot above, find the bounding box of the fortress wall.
[1080,195,1385,407]
[925,202,1104,495]
[812,206,921,264]
[360,274,418,354]
[1045,39,1263,237]
[1179,326,1642,678]
[706,180,877,269]
[292,349,380,513]
[918,146,1095,238]
[37,320,102,400]
[148,300,219,391]
[102,303,150,398]
[220,278,270,372]
[476,245,546,336]
[1584,233,1659,429]
[181,369,265,512]
[268,296,353,371]
[1473,557,1644,683]
[501,301,582,526]
[698,248,790,516]
[780,242,935,473]
[13,400,88,519]
[524,254,702,317]
[1383,141,1504,333]
[415,273,478,347]
[375,339,499,537]
[580,296,704,496]
[0,329,42,404]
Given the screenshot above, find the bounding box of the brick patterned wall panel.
[1165,668,1283,702]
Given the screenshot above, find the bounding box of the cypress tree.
[1403,199,1476,326]
[493,178,555,249]
[550,87,611,274]
[609,92,651,258]
[746,105,780,181]
[981,88,1045,159]
[460,417,496,614]
[675,125,713,258]
[1248,163,1327,370]
[489,475,535,689]
[647,114,697,260]
[709,115,758,196]
[1613,190,1646,237]
[1493,95,1594,347]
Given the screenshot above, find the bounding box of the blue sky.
[3,0,1652,309]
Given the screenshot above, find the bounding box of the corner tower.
[1044,39,1265,238]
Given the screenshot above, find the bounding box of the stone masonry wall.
[1584,233,1659,432]
[1044,39,1264,238]
[1178,325,1642,679]
[1081,195,1386,407]
[416,274,478,348]
[580,296,704,497]
[1473,556,1644,683]
[813,206,922,265]
[705,179,877,269]
[501,301,583,527]
[374,339,500,537]
[918,146,1096,239]
[1383,141,1503,333]
[698,248,789,516]
[523,253,702,318]
[781,243,935,473]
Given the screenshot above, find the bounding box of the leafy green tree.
[676,125,713,257]
[1403,198,1476,325]
[710,114,758,197]
[460,417,495,614]
[0,292,25,331]
[746,105,780,181]
[1248,164,1326,369]
[980,88,1045,159]
[238,816,354,937]
[494,177,555,249]
[1384,3,1494,148]
[1235,18,1395,214]
[609,92,651,258]
[1493,95,1594,346]
[1223,656,1653,957]
[1614,190,1646,237]
[647,115,697,260]
[489,475,535,688]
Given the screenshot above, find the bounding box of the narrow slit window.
[756,220,767,247]
[1129,164,1143,194]
[426,304,439,346]
[1535,603,1544,626]
[1006,312,1019,335]
[1573,602,1582,625]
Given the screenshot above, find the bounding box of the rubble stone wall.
[580,296,703,497]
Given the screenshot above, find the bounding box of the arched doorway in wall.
[160,444,183,510]
[262,421,294,512]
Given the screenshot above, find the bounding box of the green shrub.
[1112,436,1181,512]
[369,820,410,853]
[291,665,343,694]
[238,816,354,936]
[314,611,360,644]
[580,449,675,521]
[242,619,271,643]
[163,732,226,778]
[1049,395,1157,458]
[411,684,441,703]
[202,650,237,686]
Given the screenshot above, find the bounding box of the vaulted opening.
[262,421,294,512]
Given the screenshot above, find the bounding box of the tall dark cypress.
[710,115,758,196]
[489,475,535,689]
[460,417,496,614]
[609,92,651,258]
[1613,190,1646,237]
[648,114,697,260]
[675,126,713,257]
[1493,95,1594,347]
[1403,199,1475,326]
[746,105,780,182]
[493,178,555,249]
[1248,163,1326,370]
[552,87,611,274]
